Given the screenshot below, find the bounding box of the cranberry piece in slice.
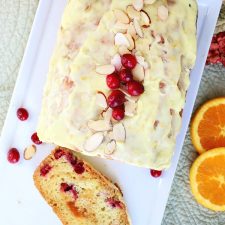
[106,73,120,89]
[31,132,42,145]
[54,149,66,160]
[106,198,123,209]
[66,152,78,166]
[119,68,133,83]
[121,54,137,69]
[74,162,85,174]
[107,90,126,108]
[112,106,125,121]
[40,164,52,177]
[60,183,73,192]
[71,188,79,201]
[150,169,162,178]
[127,81,144,96]
[7,148,20,164]
[17,108,29,121]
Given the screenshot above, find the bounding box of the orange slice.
[191,97,225,154]
[190,147,225,211]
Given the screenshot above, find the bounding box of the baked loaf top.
[38,0,197,169]
[33,147,130,225]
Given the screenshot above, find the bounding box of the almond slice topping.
[158,5,169,21]
[140,10,151,27]
[134,19,143,38]
[125,101,137,117]
[84,132,104,152]
[144,0,156,4]
[88,120,112,132]
[113,123,126,142]
[132,63,145,81]
[115,33,130,47]
[126,33,135,50]
[127,22,138,39]
[105,140,116,155]
[111,54,122,71]
[126,5,141,20]
[24,145,36,160]
[96,64,115,75]
[132,0,144,11]
[102,108,112,123]
[114,9,130,24]
[96,92,107,108]
[114,22,129,33]
[136,55,149,69]
[118,46,131,55]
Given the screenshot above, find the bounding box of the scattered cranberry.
[54,149,66,160]
[66,152,78,166]
[31,132,42,145]
[127,81,144,96]
[60,183,73,192]
[121,54,137,69]
[40,164,52,176]
[107,90,126,108]
[106,73,120,89]
[71,188,79,201]
[74,162,85,174]
[7,148,20,164]
[17,108,29,121]
[112,106,125,121]
[150,169,162,178]
[119,68,133,83]
[106,198,123,209]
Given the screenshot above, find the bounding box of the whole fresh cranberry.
[121,54,137,69]
[127,81,144,96]
[17,108,29,121]
[31,132,42,145]
[150,169,162,178]
[107,90,126,108]
[112,106,125,121]
[119,69,133,83]
[106,73,120,89]
[7,148,20,164]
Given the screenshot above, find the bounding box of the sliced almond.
[126,33,135,50]
[132,0,144,11]
[134,19,143,38]
[125,101,137,117]
[96,64,115,75]
[102,108,112,123]
[132,63,145,82]
[96,92,107,108]
[105,140,116,155]
[111,54,122,71]
[24,145,36,160]
[84,132,104,152]
[115,33,130,47]
[88,120,112,132]
[140,10,151,27]
[114,9,130,24]
[144,0,156,4]
[114,22,129,33]
[136,55,149,69]
[158,5,169,21]
[118,46,131,55]
[126,5,141,20]
[113,123,126,142]
[127,22,138,39]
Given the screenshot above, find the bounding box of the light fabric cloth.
[0,1,224,224]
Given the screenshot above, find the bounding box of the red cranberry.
[106,73,120,89]
[17,108,29,121]
[107,90,126,108]
[121,54,137,69]
[119,69,133,83]
[31,132,42,145]
[60,183,73,192]
[106,198,123,209]
[74,162,85,174]
[7,148,20,164]
[127,81,144,96]
[150,169,162,178]
[112,106,125,121]
[54,149,66,160]
[71,188,79,201]
[66,152,77,166]
[40,164,52,176]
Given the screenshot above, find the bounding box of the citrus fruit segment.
[190,147,225,211]
[191,97,225,154]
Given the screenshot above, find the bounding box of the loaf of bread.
[33,147,131,225]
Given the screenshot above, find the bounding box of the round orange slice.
[190,147,225,211]
[191,97,225,154]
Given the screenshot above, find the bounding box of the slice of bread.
[33,147,131,225]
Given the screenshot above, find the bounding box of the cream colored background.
[0,1,225,224]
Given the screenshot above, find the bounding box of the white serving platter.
[0,0,222,225]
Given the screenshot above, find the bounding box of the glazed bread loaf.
[33,147,130,225]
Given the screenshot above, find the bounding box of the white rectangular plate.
[0,1,222,225]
